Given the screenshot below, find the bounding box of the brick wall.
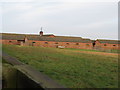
[28,40,93,49]
[94,40,119,50]
[1,40,19,45]
[2,39,119,50]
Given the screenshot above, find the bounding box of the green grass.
[0,68,1,79]
[2,61,18,88]
[111,49,120,53]
[66,48,120,53]
[2,45,118,88]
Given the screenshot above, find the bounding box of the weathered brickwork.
[1,40,18,45]
[28,40,93,49]
[1,33,120,50]
[94,40,119,50]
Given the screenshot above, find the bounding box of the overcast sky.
[0,0,119,40]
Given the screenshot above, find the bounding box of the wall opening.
[93,41,96,47]
[104,44,107,46]
[55,42,58,44]
[32,42,36,46]
[45,42,48,44]
[76,43,79,45]
[66,43,69,45]
[86,44,89,46]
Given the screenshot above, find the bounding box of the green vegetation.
[2,62,17,88]
[66,48,100,52]
[2,57,18,88]
[111,49,120,53]
[2,45,118,88]
[66,48,120,53]
[0,44,2,79]
[0,68,1,79]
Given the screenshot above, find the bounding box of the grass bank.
[2,45,118,88]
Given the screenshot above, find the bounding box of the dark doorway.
[93,41,96,47]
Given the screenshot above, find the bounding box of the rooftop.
[1,33,92,43]
[1,33,119,44]
[97,39,120,44]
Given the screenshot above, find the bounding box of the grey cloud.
[1,2,118,40]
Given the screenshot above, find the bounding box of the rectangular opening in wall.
[76,43,79,45]
[9,41,12,43]
[45,42,48,44]
[55,42,58,44]
[104,44,107,46]
[86,44,89,46]
[113,45,116,46]
[32,42,36,46]
[17,40,25,43]
[66,43,69,45]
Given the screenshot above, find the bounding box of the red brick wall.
[101,43,119,50]
[28,40,93,49]
[0,40,2,44]
[94,40,119,50]
[2,39,119,50]
[1,40,20,45]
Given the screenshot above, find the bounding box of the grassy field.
[0,44,2,80]
[66,48,120,53]
[2,45,118,88]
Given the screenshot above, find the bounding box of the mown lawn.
[2,45,118,88]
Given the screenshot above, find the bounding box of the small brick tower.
[40,27,43,36]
